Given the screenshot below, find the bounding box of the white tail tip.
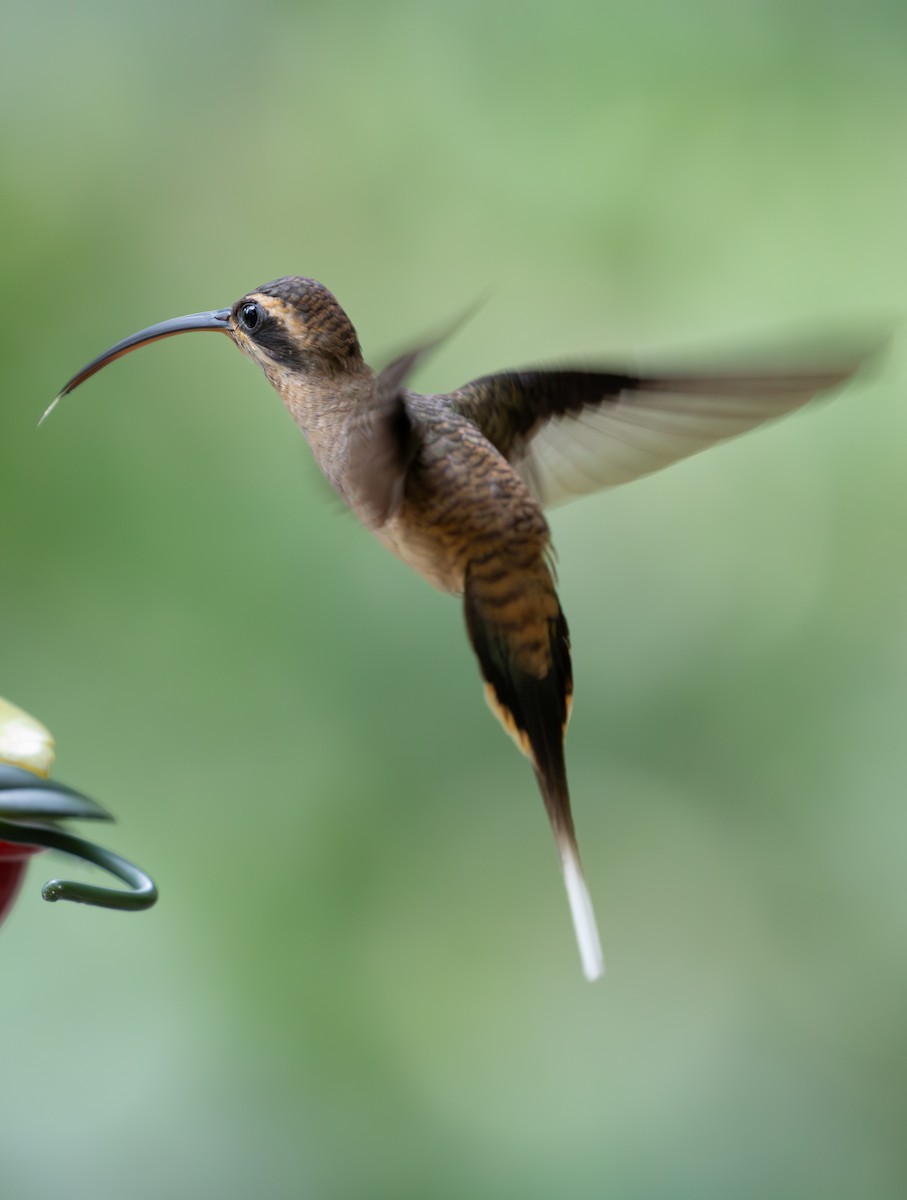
[561,842,605,981]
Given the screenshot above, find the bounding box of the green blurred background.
[2,1,907,1196]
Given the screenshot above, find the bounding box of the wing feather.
[453,355,877,508]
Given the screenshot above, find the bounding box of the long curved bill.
[41,307,233,425]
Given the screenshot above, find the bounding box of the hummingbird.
[50,276,874,980]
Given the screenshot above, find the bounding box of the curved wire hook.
[0,818,157,911]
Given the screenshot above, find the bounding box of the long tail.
[464,554,604,981]
[534,765,604,982]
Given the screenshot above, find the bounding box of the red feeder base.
[0,841,43,927]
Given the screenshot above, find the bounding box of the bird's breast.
[369,419,551,596]
[372,508,469,593]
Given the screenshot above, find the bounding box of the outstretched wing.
[452,354,874,508]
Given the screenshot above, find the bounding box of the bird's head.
[46,276,364,420]
[229,277,363,379]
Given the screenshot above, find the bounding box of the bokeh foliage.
[2,1,907,1196]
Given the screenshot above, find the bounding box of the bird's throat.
[269,364,376,498]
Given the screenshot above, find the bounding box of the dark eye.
[239,302,263,332]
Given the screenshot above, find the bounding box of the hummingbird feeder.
[0,700,156,931]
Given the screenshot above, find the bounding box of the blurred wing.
[347,304,482,526]
[453,360,871,508]
[344,377,417,529]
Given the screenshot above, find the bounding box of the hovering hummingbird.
[50,276,874,980]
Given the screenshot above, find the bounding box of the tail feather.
[559,827,605,981]
[536,765,604,981]
[464,555,604,980]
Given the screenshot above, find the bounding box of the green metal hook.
[0,764,157,912]
[0,820,157,910]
